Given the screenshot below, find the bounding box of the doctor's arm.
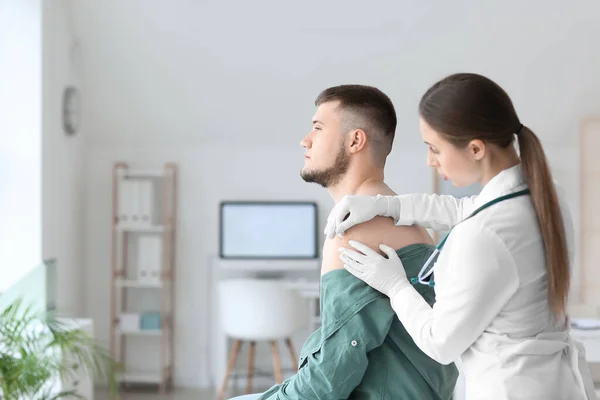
[393,193,478,231]
[389,225,519,364]
[325,192,478,238]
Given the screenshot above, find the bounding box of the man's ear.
[468,139,486,161]
[349,129,368,154]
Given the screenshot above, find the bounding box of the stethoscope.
[411,188,531,287]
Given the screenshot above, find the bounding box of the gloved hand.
[338,240,410,298]
[324,194,402,239]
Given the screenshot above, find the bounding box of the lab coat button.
[351,340,358,347]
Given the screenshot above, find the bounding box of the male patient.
[258,85,458,399]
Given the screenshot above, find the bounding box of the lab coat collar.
[474,164,526,209]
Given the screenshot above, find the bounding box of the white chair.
[218,279,308,400]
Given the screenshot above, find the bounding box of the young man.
[259,85,459,399]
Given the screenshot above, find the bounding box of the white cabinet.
[572,328,600,363]
[57,318,95,400]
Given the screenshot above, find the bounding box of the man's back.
[258,183,458,399]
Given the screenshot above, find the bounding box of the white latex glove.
[324,194,401,239]
[338,240,411,298]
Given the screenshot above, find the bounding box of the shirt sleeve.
[259,297,394,400]
[395,193,478,231]
[389,223,520,365]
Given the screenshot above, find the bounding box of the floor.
[96,386,600,400]
[95,387,267,400]
[96,389,216,400]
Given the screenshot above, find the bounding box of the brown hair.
[419,72,569,320]
[315,84,397,165]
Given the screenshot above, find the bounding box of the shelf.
[121,169,165,179]
[115,279,163,288]
[116,224,165,233]
[116,329,163,337]
[118,371,163,384]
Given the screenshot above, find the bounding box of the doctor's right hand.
[324,194,402,239]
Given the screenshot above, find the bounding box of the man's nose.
[300,135,311,148]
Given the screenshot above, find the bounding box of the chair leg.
[218,339,242,400]
[285,338,298,372]
[271,340,283,384]
[246,341,256,393]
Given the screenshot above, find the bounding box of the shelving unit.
[110,162,177,395]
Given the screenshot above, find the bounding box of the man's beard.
[300,145,350,188]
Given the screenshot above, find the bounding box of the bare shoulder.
[321,182,433,276]
[321,216,433,276]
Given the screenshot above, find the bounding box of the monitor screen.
[219,201,318,259]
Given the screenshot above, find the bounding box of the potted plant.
[0,297,119,399]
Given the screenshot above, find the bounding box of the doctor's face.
[299,101,350,188]
[420,117,480,187]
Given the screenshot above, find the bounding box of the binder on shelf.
[138,236,162,284]
[137,181,154,225]
[118,179,143,226]
[130,180,141,224]
[118,179,131,224]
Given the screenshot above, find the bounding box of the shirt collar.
[474,163,526,208]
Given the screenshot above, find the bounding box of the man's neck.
[328,167,385,203]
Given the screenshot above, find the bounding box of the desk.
[283,280,320,333]
[572,328,600,363]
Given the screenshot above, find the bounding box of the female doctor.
[329,73,597,400]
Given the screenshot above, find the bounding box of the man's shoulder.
[322,216,432,276]
[321,216,393,275]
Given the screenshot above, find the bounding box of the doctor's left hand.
[339,240,411,298]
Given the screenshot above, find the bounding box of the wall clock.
[62,85,80,136]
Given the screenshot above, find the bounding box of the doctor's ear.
[468,139,486,161]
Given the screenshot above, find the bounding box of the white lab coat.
[389,164,597,400]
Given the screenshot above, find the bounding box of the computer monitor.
[219,201,318,259]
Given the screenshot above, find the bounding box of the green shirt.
[259,243,458,400]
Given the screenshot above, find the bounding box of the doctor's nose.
[427,151,435,167]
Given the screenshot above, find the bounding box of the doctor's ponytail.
[419,72,570,321]
[516,125,569,321]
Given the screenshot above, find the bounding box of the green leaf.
[0,296,120,399]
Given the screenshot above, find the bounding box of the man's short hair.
[315,84,397,166]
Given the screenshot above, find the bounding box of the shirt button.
[351,340,358,347]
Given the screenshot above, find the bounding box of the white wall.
[0,0,42,292]
[41,0,86,317]
[71,0,600,387]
